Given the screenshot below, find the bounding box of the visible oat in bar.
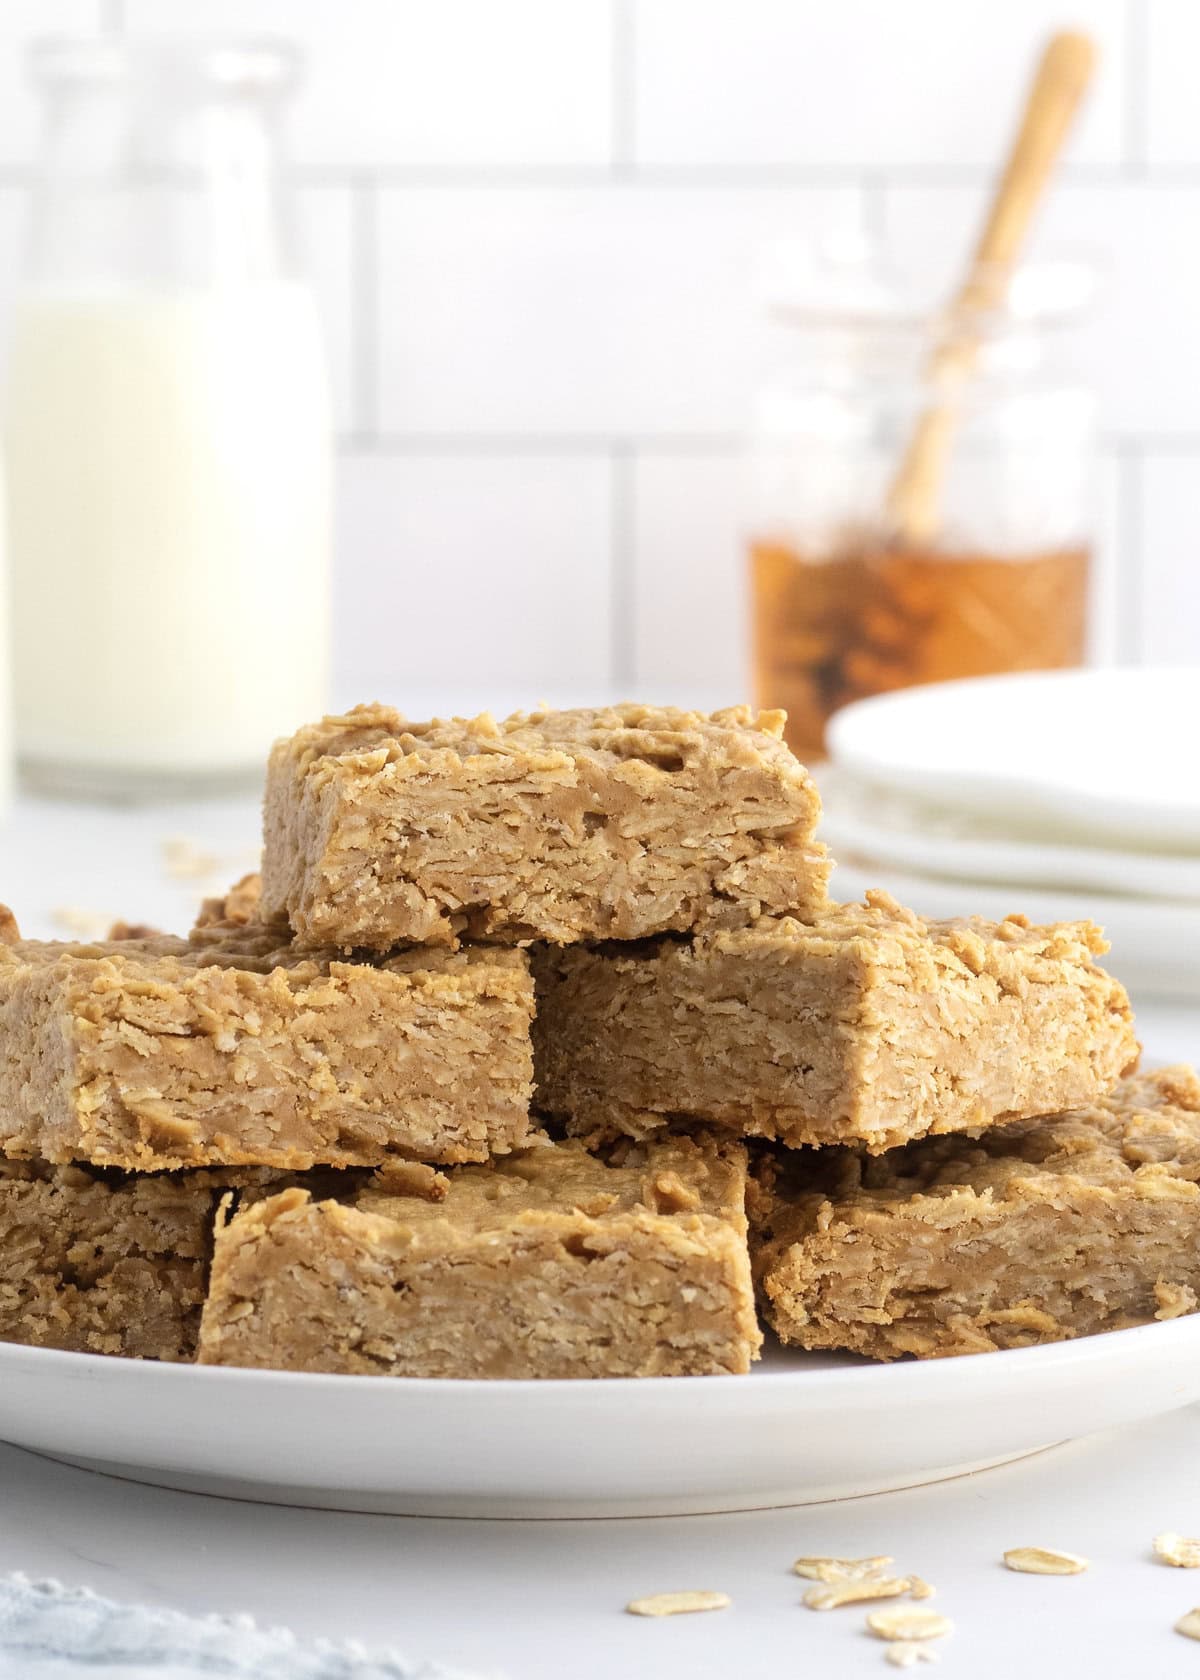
[260,702,829,950]
[752,1069,1200,1359]
[199,1134,761,1378]
[534,891,1136,1152]
[0,923,534,1171]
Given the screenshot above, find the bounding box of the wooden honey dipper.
[884,30,1097,547]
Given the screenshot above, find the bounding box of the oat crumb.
[793,1555,894,1582]
[1154,1281,1198,1320]
[805,1577,910,1611]
[1155,1533,1200,1568]
[907,1576,935,1600]
[162,837,221,881]
[885,1644,939,1669]
[866,1609,953,1643]
[625,1590,731,1618]
[1177,1608,1200,1641]
[107,920,163,941]
[50,906,113,939]
[1003,1546,1089,1576]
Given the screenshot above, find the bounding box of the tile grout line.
[350,177,380,443]
[609,442,636,689]
[0,162,1197,194]
[331,432,1200,459]
[1122,0,1149,176]
[1116,440,1145,665]
[337,433,745,457]
[858,171,888,245]
[286,160,1200,190]
[610,0,636,178]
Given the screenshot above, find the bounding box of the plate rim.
[827,667,1200,839]
[817,765,1200,895]
[2,1310,1197,1405]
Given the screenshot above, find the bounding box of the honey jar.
[748,242,1096,760]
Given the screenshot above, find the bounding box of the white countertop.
[4,1411,1200,1680]
[0,785,1197,1680]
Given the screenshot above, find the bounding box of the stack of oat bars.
[3,699,1198,1377]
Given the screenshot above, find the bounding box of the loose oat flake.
[50,906,112,939]
[907,1576,936,1600]
[793,1555,894,1582]
[866,1609,953,1643]
[1003,1547,1089,1576]
[625,1591,731,1618]
[805,1577,910,1611]
[162,837,221,880]
[1176,1609,1200,1641]
[885,1645,940,1669]
[1155,1533,1200,1568]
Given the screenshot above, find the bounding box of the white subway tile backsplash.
[633,0,1127,170]
[333,453,614,689]
[0,0,1183,693]
[630,451,749,695]
[296,186,355,436]
[377,185,859,437]
[1145,0,1200,165]
[1135,454,1200,664]
[125,0,614,169]
[881,181,1200,439]
[0,3,101,166]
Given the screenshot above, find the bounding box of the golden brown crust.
[199,1135,763,1378]
[534,890,1137,1152]
[273,699,793,764]
[752,1068,1200,1359]
[259,701,828,950]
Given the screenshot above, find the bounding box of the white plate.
[4,1319,1200,1519]
[829,858,1200,999]
[818,766,1200,902]
[828,668,1200,852]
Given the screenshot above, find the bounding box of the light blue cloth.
[0,1576,492,1680]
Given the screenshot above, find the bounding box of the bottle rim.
[28,35,302,94]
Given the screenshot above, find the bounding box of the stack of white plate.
[820,667,1200,999]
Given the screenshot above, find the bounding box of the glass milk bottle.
[5,39,331,796]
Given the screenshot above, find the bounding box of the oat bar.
[752,1068,1200,1359]
[534,892,1137,1152]
[0,924,534,1171]
[0,1159,217,1360]
[260,702,829,950]
[199,1135,762,1378]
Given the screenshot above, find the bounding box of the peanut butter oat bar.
[752,1068,1200,1359]
[0,924,534,1171]
[260,702,828,950]
[533,892,1137,1152]
[199,1135,762,1378]
[0,1159,217,1360]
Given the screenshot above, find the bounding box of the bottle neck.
[25,44,301,292]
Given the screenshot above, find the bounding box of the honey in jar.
[747,242,1096,759]
[751,537,1090,761]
